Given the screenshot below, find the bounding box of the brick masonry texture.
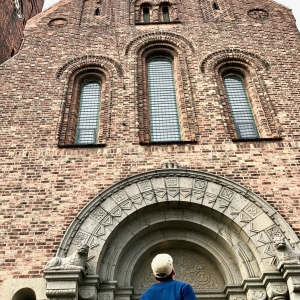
[0,0,300,285]
[0,0,44,64]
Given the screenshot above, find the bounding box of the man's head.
[151,253,174,280]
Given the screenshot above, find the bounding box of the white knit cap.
[151,254,173,278]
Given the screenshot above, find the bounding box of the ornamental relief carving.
[133,249,224,293]
[57,170,296,277]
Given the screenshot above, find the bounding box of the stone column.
[45,269,83,300]
[281,264,300,300]
[79,275,101,300]
[98,281,117,300]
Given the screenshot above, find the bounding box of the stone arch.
[57,169,298,271]
[46,168,299,300]
[200,48,270,74]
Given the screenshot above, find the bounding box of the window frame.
[223,73,259,139]
[214,60,280,140]
[136,45,197,144]
[58,67,109,147]
[161,6,170,22]
[142,6,150,23]
[75,80,102,145]
[147,54,181,142]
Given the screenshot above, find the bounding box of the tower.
[0,0,44,63]
[0,0,300,300]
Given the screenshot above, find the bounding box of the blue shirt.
[140,279,197,300]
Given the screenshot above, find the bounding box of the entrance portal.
[45,169,299,300]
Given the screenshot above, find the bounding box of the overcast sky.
[43,0,300,30]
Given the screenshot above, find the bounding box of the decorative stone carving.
[248,9,269,20]
[247,288,266,300]
[54,169,299,277]
[273,236,300,270]
[46,244,89,274]
[79,287,97,300]
[46,288,76,297]
[266,282,288,300]
[133,249,224,293]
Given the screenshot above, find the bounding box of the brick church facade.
[0,0,300,299]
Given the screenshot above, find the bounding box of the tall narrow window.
[75,81,101,144]
[147,56,181,142]
[223,74,259,139]
[162,7,170,22]
[212,2,220,10]
[143,7,150,23]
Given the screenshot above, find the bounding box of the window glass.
[75,81,101,144]
[223,75,259,139]
[147,56,181,142]
[162,7,170,22]
[143,7,150,23]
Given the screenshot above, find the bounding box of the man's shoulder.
[171,280,191,286]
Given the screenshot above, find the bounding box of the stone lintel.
[242,278,265,292]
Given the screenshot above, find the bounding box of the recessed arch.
[12,288,36,300]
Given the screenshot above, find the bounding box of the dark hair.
[155,273,173,282]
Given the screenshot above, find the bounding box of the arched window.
[223,74,259,139]
[75,81,101,144]
[212,2,220,10]
[95,8,100,15]
[162,6,170,22]
[12,288,36,300]
[143,7,150,23]
[147,55,181,142]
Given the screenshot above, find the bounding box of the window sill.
[140,140,197,145]
[58,143,106,148]
[232,137,283,142]
[135,20,181,25]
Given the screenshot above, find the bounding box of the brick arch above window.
[204,51,281,140]
[124,31,195,55]
[200,49,270,74]
[56,55,124,80]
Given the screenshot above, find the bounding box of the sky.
[43,0,300,30]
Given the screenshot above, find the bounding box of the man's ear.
[171,268,175,275]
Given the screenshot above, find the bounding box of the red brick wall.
[0,0,299,284]
[0,0,44,64]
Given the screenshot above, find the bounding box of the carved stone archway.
[45,168,300,300]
